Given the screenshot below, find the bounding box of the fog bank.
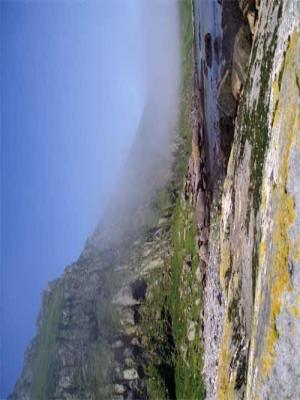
[99,0,181,236]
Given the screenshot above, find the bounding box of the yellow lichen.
[219,243,231,291]
[246,32,300,400]
[217,182,236,397]
[291,238,300,261]
[258,32,299,378]
[259,241,266,259]
[192,139,201,163]
[291,304,299,319]
[217,315,236,399]
[217,249,241,398]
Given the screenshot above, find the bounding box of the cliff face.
[196,0,300,399]
[11,1,300,399]
[178,0,299,398]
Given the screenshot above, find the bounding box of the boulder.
[187,321,196,342]
[123,368,139,380]
[113,384,126,395]
[195,298,201,307]
[120,309,135,326]
[195,266,202,282]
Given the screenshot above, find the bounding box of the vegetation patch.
[31,280,64,400]
[140,1,205,398]
[169,201,205,400]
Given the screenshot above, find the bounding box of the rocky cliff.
[194,0,300,399]
[9,89,181,399]
[11,0,300,399]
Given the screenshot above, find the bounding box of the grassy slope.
[170,201,205,400]
[30,280,64,399]
[142,1,205,398]
[29,268,119,400]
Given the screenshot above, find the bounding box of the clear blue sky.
[0,1,145,397]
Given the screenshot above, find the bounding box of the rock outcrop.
[192,0,300,399]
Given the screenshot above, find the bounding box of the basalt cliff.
[11,0,300,399]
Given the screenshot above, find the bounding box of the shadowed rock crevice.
[131,279,147,302]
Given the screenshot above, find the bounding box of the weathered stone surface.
[123,368,138,381]
[193,0,300,399]
[217,69,237,117]
[246,27,300,400]
[214,2,300,400]
[187,321,196,342]
[196,189,206,228]
[113,384,126,395]
[247,10,257,35]
[199,245,209,264]
[231,67,242,100]
[231,24,252,99]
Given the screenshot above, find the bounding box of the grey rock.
[187,321,196,342]
[231,24,252,99]
[113,384,126,395]
[123,368,138,380]
[217,69,237,117]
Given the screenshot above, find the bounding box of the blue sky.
[1,1,145,396]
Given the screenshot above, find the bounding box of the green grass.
[141,1,205,398]
[29,265,120,400]
[86,340,115,400]
[142,202,205,400]
[147,364,169,400]
[175,0,194,181]
[31,280,64,400]
[169,0,205,397]
[169,201,205,400]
